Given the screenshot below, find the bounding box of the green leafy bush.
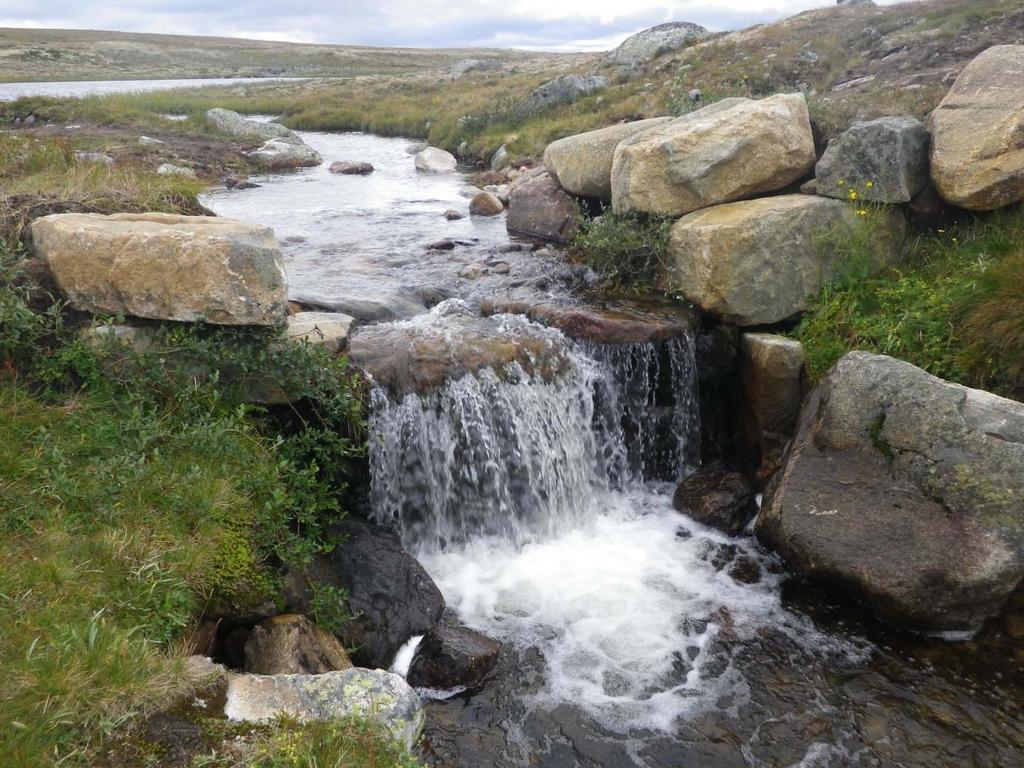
[570,210,675,293]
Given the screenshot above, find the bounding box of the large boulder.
[525,74,609,114]
[248,137,322,171]
[284,515,445,669]
[665,194,906,325]
[407,620,501,691]
[815,116,930,204]
[243,614,352,675]
[929,45,1024,211]
[225,668,424,749]
[31,213,287,325]
[505,170,579,243]
[611,94,816,216]
[756,352,1024,634]
[207,108,295,141]
[415,146,458,173]
[605,22,710,68]
[543,117,672,199]
[739,333,806,485]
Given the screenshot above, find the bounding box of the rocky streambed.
[192,127,1024,767]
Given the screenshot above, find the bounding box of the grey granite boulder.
[605,22,710,68]
[248,137,322,171]
[756,352,1024,634]
[525,75,609,114]
[207,108,296,141]
[816,116,929,203]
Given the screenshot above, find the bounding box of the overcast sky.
[0,0,901,51]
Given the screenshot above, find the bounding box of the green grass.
[795,208,1024,400]
[0,247,393,766]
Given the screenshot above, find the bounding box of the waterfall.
[368,331,700,551]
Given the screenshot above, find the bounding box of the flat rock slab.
[756,352,1024,634]
[225,667,424,750]
[31,212,287,325]
[929,44,1024,211]
[285,311,355,354]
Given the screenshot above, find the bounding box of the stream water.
[196,129,1024,767]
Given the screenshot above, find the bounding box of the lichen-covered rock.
[543,117,672,199]
[756,352,1024,634]
[505,170,579,243]
[469,190,504,216]
[31,212,287,325]
[815,116,930,203]
[157,163,197,178]
[285,311,355,354]
[225,668,424,749]
[605,22,710,67]
[611,94,816,216]
[207,108,296,141]
[929,45,1024,211]
[414,146,458,173]
[666,194,906,325]
[244,614,352,675]
[248,137,322,170]
[525,74,608,114]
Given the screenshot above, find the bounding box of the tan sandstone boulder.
[666,195,905,325]
[611,94,816,216]
[243,614,352,675]
[31,212,287,325]
[543,117,672,199]
[929,45,1024,211]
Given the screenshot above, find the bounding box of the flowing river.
[196,128,1024,767]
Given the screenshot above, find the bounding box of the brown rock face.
[929,45,1024,211]
[611,93,816,217]
[469,191,504,216]
[543,117,672,199]
[739,333,807,485]
[505,171,579,243]
[243,614,352,675]
[407,621,501,691]
[31,212,287,325]
[673,466,758,536]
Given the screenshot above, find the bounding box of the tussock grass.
[795,207,1024,400]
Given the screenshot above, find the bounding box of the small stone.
[73,151,114,166]
[444,209,465,220]
[469,191,504,216]
[139,135,164,146]
[428,238,456,251]
[157,163,197,178]
[329,161,375,175]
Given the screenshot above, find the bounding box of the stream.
[200,129,1024,767]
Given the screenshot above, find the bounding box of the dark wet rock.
[243,614,352,675]
[673,465,757,536]
[505,171,579,243]
[695,324,740,466]
[816,116,930,203]
[757,351,1024,634]
[739,333,807,486]
[330,161,375,175]
[428,238,457,251]
[408,620,501,691]
[480,296,695,345]
[728,555,763,585]
[443,209,465,220]
[348,310,570,397]
[223,175,259,190]
[284,515,445,669]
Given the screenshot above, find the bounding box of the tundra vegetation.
[2,0,1024,763]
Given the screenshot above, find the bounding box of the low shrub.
[570,210,674,293]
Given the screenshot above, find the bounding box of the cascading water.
[367,323,854,735]
[369,331,700,551]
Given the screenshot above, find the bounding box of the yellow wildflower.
[848,189,858,201]
[837,179,846,187]
[865,181,874,189]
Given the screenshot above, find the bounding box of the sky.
[0,0,901,51]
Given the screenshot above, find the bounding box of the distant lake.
[0,77,308,101]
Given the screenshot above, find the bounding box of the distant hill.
[0,27,568,82]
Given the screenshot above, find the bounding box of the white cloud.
[0,0,903,49]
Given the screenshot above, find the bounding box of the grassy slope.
[0,26,564,82]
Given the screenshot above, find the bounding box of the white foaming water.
[419,487,796,732]
[389,634,424,677]
[369,327,858,735]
